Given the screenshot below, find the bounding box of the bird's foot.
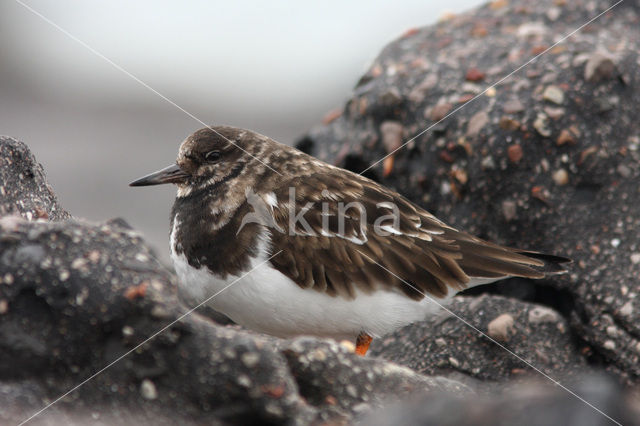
[355,332,372,356]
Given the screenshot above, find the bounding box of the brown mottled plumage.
[130,126,570,354]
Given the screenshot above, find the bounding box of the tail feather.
[453,234,571,284]
[514,250,571,275]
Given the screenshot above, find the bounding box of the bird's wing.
[266,170,567,301]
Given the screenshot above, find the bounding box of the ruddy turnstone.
[130,126,569,355]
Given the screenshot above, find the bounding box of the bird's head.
[130,126,272,198]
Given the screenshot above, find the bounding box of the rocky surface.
[370,295,590,392]
[0,137,70,221]
[361,375,640,426]
[0,138,471,424]
[300,0,640,387]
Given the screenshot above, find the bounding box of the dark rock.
[370,296,589,391]
[0,137,70,221]
[281,338,473,419]
[361,374,640,426]
[301,0,640,386]
[0,217,311,425]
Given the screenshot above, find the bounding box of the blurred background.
[0,0,481,263]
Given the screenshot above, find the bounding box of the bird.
[130,126,569,356]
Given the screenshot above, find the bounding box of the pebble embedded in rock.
[556,129,576,146]
[507,144,523,163]
[487,314,515,342]
[528,307,559,324]
[542,85,564,104]
[499,116,520,131]
[241,352,260,368]
[584,52,616,83]
[71,257,89,271]
[533,113,552,137]
[429,102,453,121]
[552,169,569,185]
[466,111,489,138]
[630,253,640,264]
[140,379,158,400]
[517,22,549,38]
[546,6,561,21]
[237,375,252,388]
[481,155,496,170]
[503,99,525,114]
[619,302,633,318]
[617,164,631,178]
[502,200,517,221]
[340,340,356,353]
[408,73,439,103]
[346,384,358,398]
[543,106,565,120]
[448,170,466,189]
[380,121,404,153]
[3,273,15,285]
[378,88,403,107]
[465,68,485,82]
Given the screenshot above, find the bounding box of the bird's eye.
[205,150,221,162]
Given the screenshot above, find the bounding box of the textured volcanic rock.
[370,295,590,392]
[299,0,640,385]
[281,338,472,419]
[0,137,70,221]
[0,139,471,424]
[360,374,640,426]
[0,217,311,425]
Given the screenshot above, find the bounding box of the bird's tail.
[513,250,571,275]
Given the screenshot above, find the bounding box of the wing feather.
[266,169,568,300]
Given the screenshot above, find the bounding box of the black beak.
[129,164,190,187]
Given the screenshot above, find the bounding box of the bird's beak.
[129,164,190,187]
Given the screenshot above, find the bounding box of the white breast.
[170,218,450,341]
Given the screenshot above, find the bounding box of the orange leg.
[383,156,394,177]
[355,333,373,356]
